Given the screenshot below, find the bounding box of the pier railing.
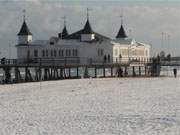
[0,58,151,67]
[0,57,180,67]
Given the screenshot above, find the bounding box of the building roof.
[62,26,68,37]
[59,26,69,39]
[82,19,93,34]
[17,21,32,36]
[66,29,109,41]
[116,25,127,38]
[66,19,109,41]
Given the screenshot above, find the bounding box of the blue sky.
[0,0,179,58]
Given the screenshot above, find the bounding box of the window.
[61,50,64,56]
[34,50,38,57]
[42,50,45,57]
[73,49,75,56]
[27,50,30,58]
[50,42,54,45]
[66,50,68,56]
[98,48,104,56]
[59,50,61,56]
[51,50,53,57]
[69,49,71,56]
[66,49,71,57]
[73,49,78,56]
[75,49,78,56]
[59,50,64,57]
[46,50,48,57]
[54,50,57,57]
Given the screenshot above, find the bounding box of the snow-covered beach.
[0,77,180,135]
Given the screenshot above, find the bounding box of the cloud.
[0,1,179,58]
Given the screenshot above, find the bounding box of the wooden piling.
[60,68,63,79]
[77,67,79,78]
[69,67,71,78]
[94,67,97,78]
[103,67,106,77]
[145,66,147,75]
[132,66,136,77]
[25,68,33,82]
[139,66,141,76]
[124,66,128,77]
[15,67,21,83]
[111,67,113,77]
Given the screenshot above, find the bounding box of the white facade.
[17,38,150,64]
[16,18,151,65]
[112,39,150,63]
[17,39,114,64]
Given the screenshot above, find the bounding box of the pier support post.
[111,67,113,77]
[3,67,11,83]
[60,68,63,79]
[68,67,71,78]
[64,68,67,78]
[44,68,50,80]
[76,67,79,78]
[132,66,136,77]
[94,67,97,78]
[124,66,128,77]
[53,68,55,79]
[145,66,147,75]
[53,68,58,80]
[39,68,42,81]
[35,68,41,81]
[25,67,33,82]
[84,67,89,78]
[139,66,141,76]
[50,68,53,79]
[103,67,106,77]
[15,67,21,83]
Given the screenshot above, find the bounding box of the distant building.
[16,12,150,65]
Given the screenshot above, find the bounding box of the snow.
[0,77,180,135]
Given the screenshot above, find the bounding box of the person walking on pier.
[173,68,177,78]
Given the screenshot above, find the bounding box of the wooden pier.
[0,57,179,84]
